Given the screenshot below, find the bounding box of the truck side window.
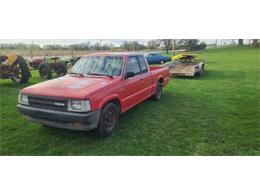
[126,56,141,75]
[137,56,148,73]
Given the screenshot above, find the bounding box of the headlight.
[68,100,91,112]
[18,93,29,105]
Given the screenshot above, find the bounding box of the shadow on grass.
[172,69,245,81]
[34,92,181,139]
[39,124,98,139]
[202,69,245,80]
[1,88,213,155]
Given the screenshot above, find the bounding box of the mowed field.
[0,47,259,155]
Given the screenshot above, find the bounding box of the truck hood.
[21,75,117,99]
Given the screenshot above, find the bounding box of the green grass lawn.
[0,47,259,155]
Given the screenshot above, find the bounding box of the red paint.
[21,53,170,113]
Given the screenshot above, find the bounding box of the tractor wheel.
[10,56,31,83]
[39,63,52,79]
[56,63,67,77]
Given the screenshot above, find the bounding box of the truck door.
[121,56,149,111]
[137,55,152,98]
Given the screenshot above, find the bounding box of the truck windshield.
[71,56,123,77]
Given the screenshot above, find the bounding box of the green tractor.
[39,56,80,79]
[0,55,31,83]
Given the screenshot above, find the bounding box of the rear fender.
[151,75,164,95]
[156,75,165,85]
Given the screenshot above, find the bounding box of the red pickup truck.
[18,53,170,136]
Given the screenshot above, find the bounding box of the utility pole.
[100,39,102,50]
[172,39,176,55]
[132,41,135,52]
[30,41,34,58]
[71,49,74,58]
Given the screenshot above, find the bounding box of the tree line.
[0,39,207,52]
[1,39,258,52]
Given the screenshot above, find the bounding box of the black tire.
[195,65,205,77]
[201,65,205,76]
[152,82,162,101]
[10,56,31,83]
[56,63,67,77]
[39,63,52,79]
[96,102,119,137]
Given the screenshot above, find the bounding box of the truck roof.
[85,52,145,57]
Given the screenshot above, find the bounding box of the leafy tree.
[199,42,207,50]
[160,39,172,54]
[43,44,66,50]
[121,41,132,51]
[92,42,101,50]
[238,39,243,46]
[69,42,91,50]
[147,40,159,50]
[0,43,41,50]
[120,41,146,51]
[251,39,260,48]
[177,39,206,51]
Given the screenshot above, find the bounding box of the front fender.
[96,94,122,110]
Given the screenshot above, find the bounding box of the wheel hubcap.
[104,110,115,130]
[12,67,21,82]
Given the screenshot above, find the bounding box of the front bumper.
[17,104,100,131]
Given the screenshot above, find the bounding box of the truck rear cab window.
[126,56,141,75]
[137,56,148,73]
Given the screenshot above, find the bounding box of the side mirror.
[125,72,135,79]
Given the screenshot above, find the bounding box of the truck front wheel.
[96,102,119,137]
[152,82,162,101]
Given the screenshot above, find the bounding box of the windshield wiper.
[69,72,85,77]
[88,73,114,79]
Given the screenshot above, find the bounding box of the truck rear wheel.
[96,102,119,137]
[152,82,162,101]
[39,63,52,79]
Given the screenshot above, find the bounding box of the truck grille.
[28,96,67,112]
